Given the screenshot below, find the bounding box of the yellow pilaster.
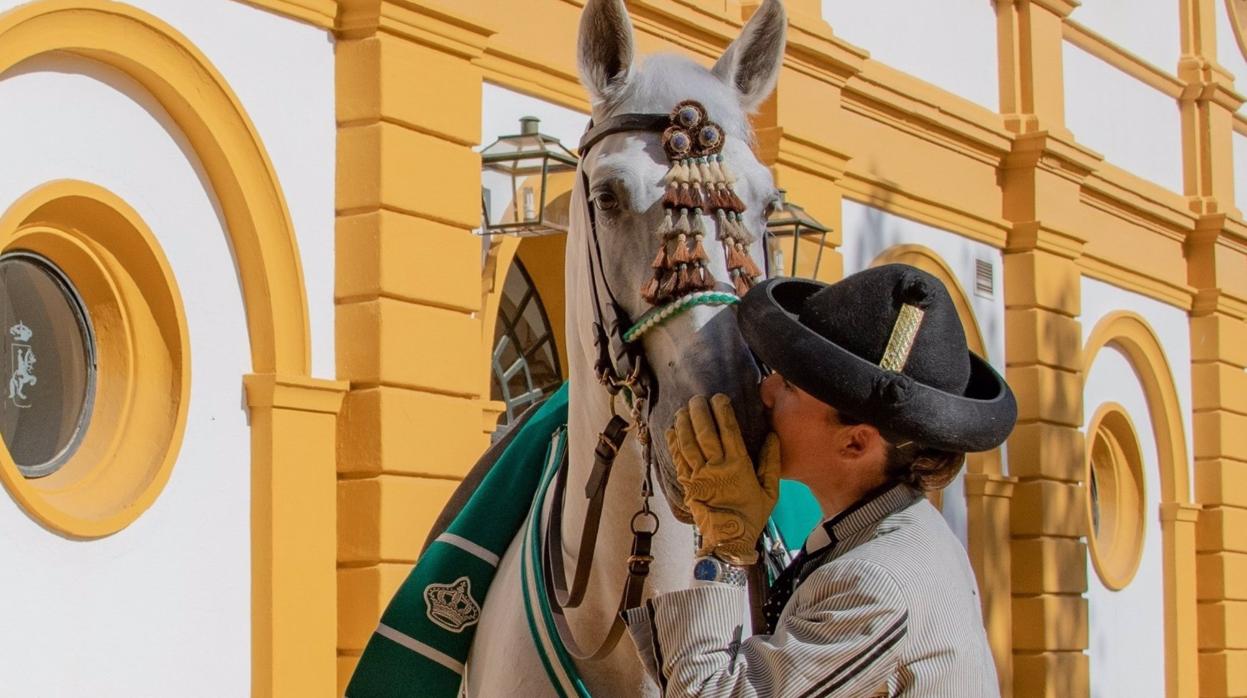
[996,5,1094,690]
[1178,3,1247,695]
[754,8,863,283]
[245,374,349,698]
[332,3,496,692]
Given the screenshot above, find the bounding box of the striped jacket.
[623,483,999,697]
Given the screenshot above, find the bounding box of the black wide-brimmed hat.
[739,264,1017,453]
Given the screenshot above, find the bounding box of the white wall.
[1081,277,1194,500]
[1081,347,1167,697]
[1070,1,1181,73]
[0,1,335,695]
[1064,41,1184,192]
[119,0,338,380]
[821,0,998,112]
[840,201,1009,546]
[1215,0,1247,106]
[1079,275,1193,698]
[1234,131,1247,209]
[480,83,589,230]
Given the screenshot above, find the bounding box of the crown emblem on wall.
[9,322,32,343]
[423,577,481,633]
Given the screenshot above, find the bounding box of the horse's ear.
[578,0,635,107]
[713,0,787,112]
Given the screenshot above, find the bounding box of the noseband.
[530,102,766,668]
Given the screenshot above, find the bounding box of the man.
[623,264,1017,697]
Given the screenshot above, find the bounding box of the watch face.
[693,558,720,581]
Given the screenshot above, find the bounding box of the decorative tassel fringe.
[690,233,709,263]
[641,275,661,305]
[670,233,692,265]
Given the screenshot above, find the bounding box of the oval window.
[1085,403,1146,590]
[0,252,95,477]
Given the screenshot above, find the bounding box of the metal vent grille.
[974,258,994,299]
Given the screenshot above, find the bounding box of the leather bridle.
[539,108,781,662]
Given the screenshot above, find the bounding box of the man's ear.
[712,0,787,113]
[578,0,635,108]
[840,424,881,462]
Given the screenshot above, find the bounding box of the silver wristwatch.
[693,555,749,587]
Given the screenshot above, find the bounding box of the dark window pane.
[0,253,95,477]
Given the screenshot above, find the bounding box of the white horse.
[467,1,787,695]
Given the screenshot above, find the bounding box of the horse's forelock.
[604,53,752,143]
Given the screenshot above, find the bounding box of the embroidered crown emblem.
[423,576,481,633]
[9,322,32,343]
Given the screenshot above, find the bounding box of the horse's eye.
[593,190,619,211]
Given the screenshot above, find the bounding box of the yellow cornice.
[233,0,336,29]
[844,62,1012,168]
[339,0,497,57]
[1081,165,1198,240]
[841,174,1012,249]
[245,374,349,414]
[780,9,867,87]
[1078,255,1196,310]
[477,50,589,113]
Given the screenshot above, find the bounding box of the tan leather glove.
[665,393,781,566]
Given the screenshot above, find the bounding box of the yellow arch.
[1082,311,1190,505]
[1082,310,1197,698]
[0,0,310,375]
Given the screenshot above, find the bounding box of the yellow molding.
[244,374,348,414]
[843,63,1012,167]
[1077,256,1196,311]
[232,0,337,29]
[341,0,497,57]
[0,181,189,540]
[1062,20,1186,99]
[0,0,311,376]
[1196,550,1247,600]
[840,178,1010,249]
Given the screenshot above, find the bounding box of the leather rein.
[536,112,669,662]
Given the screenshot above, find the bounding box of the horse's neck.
[559,236,694,631]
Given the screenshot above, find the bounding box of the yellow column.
[245,374,349,698]
[995,4,1095,695]
[1178,3,1247,696]
[332,3,496,693]
[752,7,864,283]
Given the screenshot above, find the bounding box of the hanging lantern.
[479,116,579,236]
[765,189,832,278]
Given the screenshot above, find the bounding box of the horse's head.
[573,0,786,521]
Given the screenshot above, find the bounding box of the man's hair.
[834,411,966,491]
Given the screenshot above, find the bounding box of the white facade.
[821,0,999,112]
[0,1,335,694]
[1063,41,1184,193]
[1079,274,1195,695]
[1070,1,1181,72]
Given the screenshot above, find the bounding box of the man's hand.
[665,394,781,566]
